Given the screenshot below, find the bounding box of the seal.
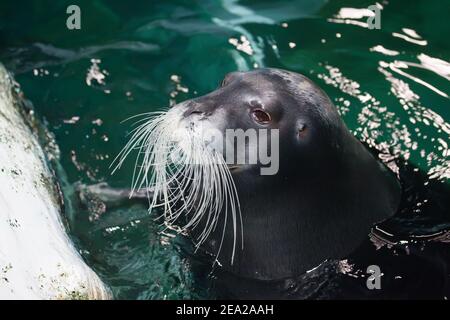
[107,68,401,282]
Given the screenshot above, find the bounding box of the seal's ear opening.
[296,119,309,140]
[297,121,307,138]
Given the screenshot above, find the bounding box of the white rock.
[0,63,111,300]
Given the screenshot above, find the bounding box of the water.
[1,0,449,299]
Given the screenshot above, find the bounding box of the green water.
[1,0,449,299]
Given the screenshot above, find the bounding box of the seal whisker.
[113,108,242,264]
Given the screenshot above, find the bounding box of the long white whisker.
[112,107,243,265]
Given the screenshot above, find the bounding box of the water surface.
[1,0,449,299]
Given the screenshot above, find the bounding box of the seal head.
[116,68,401,281]
[179,68,400,279]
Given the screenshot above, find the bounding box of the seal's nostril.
[183,109,203,118]
[182,100,214,118]
[187,110,213,118]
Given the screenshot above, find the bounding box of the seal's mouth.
[112,107,243,265]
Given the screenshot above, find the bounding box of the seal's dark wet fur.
[182,68,401,280]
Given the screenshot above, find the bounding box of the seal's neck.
[200,139,400,280]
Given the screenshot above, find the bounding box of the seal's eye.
[251,109,272,124]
